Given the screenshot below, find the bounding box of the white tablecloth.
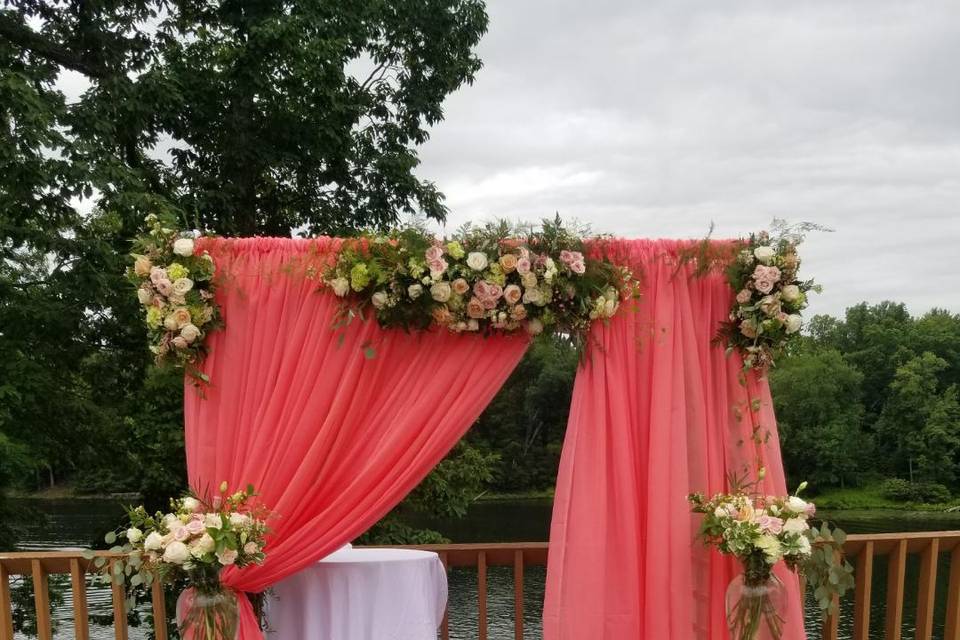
[266,546,448,640]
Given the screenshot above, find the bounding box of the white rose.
[137,288,153,305]
[181,497,200,512]
[204,513,223,529]
[371,291,388,309]
[526,318,544,336]
[180,324,201,343]
[521,272,538,289]
[192,533,216,556]
[466,252,489,271]
[162,540,191,565]
[173,238,195,257]
[164,514,184,531]
[143,531,164,551]
[781,284,801,302]
[430,282,452,302]
[786,496,808,513]
[126,527,143,543]
[243,542,259,555]
[522,288,543,306]
[753,246,775,264]
[229,513,251,528]
[785,314,802,334]
[782,517,809,534]
[217,548,239,566]
[330,277,350,297]
[163,314,180,331]
[172,278,194,296]
[713,506,728,519]
[407,284,423,299]
[467,319,479,331]
[797,536,812,555]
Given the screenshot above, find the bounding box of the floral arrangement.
[323,219,638,346]
[88,482,269,639]
[128,214,221,383]
[689,482,853,640]
[719,220,826,370]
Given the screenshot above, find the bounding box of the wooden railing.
[2,532,959,640]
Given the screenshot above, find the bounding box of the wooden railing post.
[69,558,90,640]
[0,562,13,640]
[885,539,908,640]
[946,543,960,640]
[852,540,873,640]
[513,549,524,640]
[30,559,53,640]
[108,559,129,640]
[477,550,488,640]
[916,538,940,640]
[151,579,168,640]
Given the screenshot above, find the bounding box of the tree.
[1,0,488,236]
[874,352,952,483]
[770,350,866,489]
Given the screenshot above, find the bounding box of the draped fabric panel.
[183,237,529,640]
[543,238,806,640]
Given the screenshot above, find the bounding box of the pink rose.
[425,245,444,262]
[736,289,752,304]
[431,306,453,326]
[174,526,190,541]
[149,267,168,284]
[756,515,784,534]
[155,279,173,296]
[560,250,584,269]
[510,304,527,321]
[753,265,782,287]
[171,336,189,349]
[473,280,491,299]
[740,319,758,339]
[503,285,522,305]
[516,257,531,275]
[466,297,485,319]
[428,258,448,275]
[186,519,206,535]
[570,260,586,275]
[754,278,774,294]
[804,503,816,518]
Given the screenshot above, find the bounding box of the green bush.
[879,478,951,503]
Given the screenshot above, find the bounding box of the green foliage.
[770,350,866,488]
[878,478,951,504]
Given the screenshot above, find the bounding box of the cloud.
[418,0,960,317]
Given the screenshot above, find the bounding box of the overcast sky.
[416,0,960,318]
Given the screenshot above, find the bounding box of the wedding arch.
[125,216,836,640]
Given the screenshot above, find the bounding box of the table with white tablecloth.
[265,545,448,640]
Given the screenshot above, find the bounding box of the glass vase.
[176,585,239,640]
[725,572,788,640]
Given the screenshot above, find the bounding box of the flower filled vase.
[725,570,788,640]
[175,567,239,640]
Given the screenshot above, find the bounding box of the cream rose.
[126,527,143,543]
[753,246,775,264]
[173,238,195,257]
[407,283,423,299]
[786,496,808,513]
[163,314,180,331]
[430,282,452,302]
[172,307,192,327]
[466,297,485,319]
[182,497,200,512]
[521,272,538,289]
[466,252,489,271]
[785,314,802,334]
[171,336,189,349]
[162,541,191,565]
[503,284,522,305]
[172,278,194,296]
[191,533,216,557]
[371,291,388,309]
[203,513,223,529]
[781,284,801,302]
[499,254,518,273]
[782,517,809,534]
[180,324,201,343]
[229,513,251,528]
[330,277,350,297]
[137,288,154,305]
[143,531,164,551]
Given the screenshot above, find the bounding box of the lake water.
[7,498,960,639]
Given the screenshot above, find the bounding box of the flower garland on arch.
[322,219,640,347]
[719,221,828,370]
[128,214,221,384]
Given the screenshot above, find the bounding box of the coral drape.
[183,237,529,640]
[543,239,806,639]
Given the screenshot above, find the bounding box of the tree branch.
[0,12,106,77]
